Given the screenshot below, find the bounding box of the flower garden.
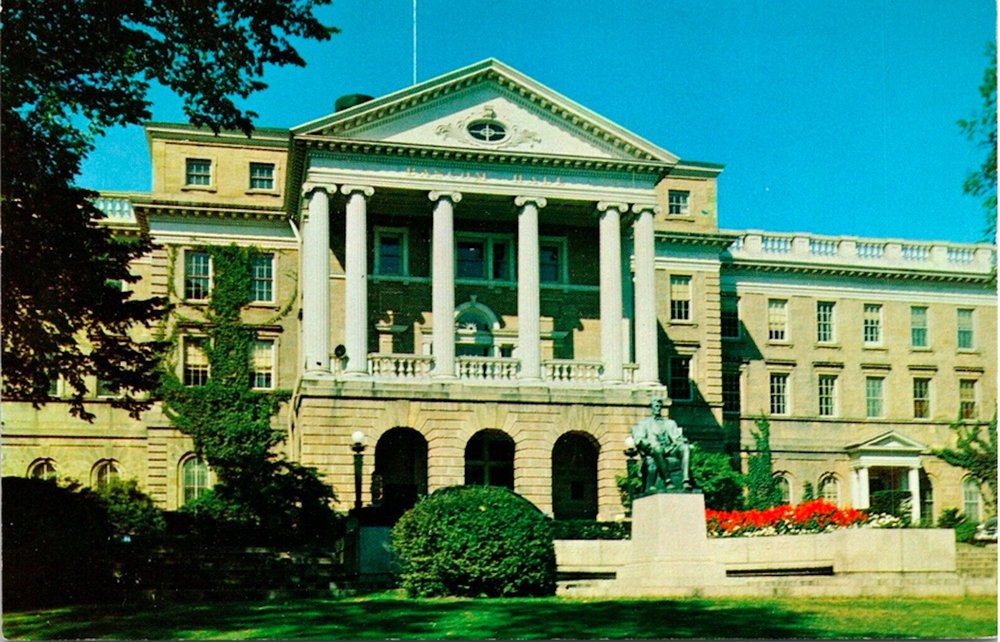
[705,499,903,537]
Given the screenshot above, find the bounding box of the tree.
[745,416,782,510]
[934,412,998,517]
[1,0,336,419]
[958,42,997,239]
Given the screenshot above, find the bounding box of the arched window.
[552,432,599,520]
[455,297,504,357]
[465,430,514,490]
[93,460,120,487]
[181,456,210,505]
[963,477,983,522]
[374,427,428,521]
[28,458,57,480]
[818,474,840,505]
[774,473,792,505]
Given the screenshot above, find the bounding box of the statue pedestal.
[616,492,726,595]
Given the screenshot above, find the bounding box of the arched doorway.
[455,299,497,357]
[551,432,598,520]
[374,427,428,522]
[465,430,514,490]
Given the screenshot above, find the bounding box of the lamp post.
[351,431,366,512]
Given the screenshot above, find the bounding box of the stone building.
[5,59,996,523]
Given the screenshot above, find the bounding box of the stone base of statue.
[616,492,726,596]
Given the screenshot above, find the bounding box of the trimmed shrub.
[391,485,556,597]
[2,477,115,610]
[94,478,166,541]
[551,519,631,540]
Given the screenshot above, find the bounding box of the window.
[375,229,408,277]
[249,162,275,190]
[465,430,514,490]
[250,253,274,302]
[184,250,211,300]
[963,478,983,522]
[817,374,837,417]
[29,459,57,480]
[819,475,840,505]
[93,460,120,487]
[185,158,212,186]
[816,301,835,343]
[957,309,974,349]
[96,377,119,398]
[774,474,792,505]
[668,190,690,215]
[768,299,788,341]
[183,338,210,386]
[865,376,884,418]
[913,378,930,419]
[959,379,977,419]
[863,304,882,345]
[722,369,741,414]
[456,235,515,282]
[669,356,692,401]
[251,339,275,389]
[910,306,928,348]
[721,297,740,338]
[539,240,564,283]
[669,275,692,321]
[181,456,211,505]
[769,372,789,415]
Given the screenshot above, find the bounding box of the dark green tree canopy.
[934,413,998,517]
[1,0,336,419]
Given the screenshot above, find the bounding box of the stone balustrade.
[456,356,520,382]
[369,354,434,379]
[726,229,995,275]
[92,192,138,225]
[544,359,604,383]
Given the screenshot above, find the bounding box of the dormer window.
[467,120,507,143]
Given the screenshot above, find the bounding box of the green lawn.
[3,593,996,640]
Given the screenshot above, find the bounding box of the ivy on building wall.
[161,245,336,540]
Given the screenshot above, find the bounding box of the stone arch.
[773,471,793,505]
[91,459,121,487]
[818,472,841,505]
[455,296,500,357]
[374,427,428,521]
[27,458,57,480]
[551,431,599,520]
[465,429,514,490]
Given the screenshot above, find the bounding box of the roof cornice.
[723,258,996,285]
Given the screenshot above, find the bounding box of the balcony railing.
[369,353,434,379]
[725,230,995,275]
[456,356,520,382]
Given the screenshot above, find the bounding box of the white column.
[598,202,628,383]
[856,466,870,509]
[908,466,922,523]
[632,204,660,385]
[341,185,374,375]
[302,185,333,374]
[515,196,546,382]
[430,191,461,379]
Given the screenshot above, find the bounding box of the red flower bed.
[705,500,868,537]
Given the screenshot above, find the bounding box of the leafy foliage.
[93,478,166,540]
[1,0,336,418]
[745,416,782,510]
[690,445,745,511]
[391,486,557,598]
[934,412,998,517]
[2,476,115,609]
[937,508,978,543]
[162,246,337,542]
[957,42,998,238]
[550,519,631,540]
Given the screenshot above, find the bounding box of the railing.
[369,354,434,379]
[543,359,603,383]
[725,230,995,275]
[456,356,520,382]
[92,193,139,224]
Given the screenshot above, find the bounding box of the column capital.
[597,201,629,214]
[429,190,462,204]
[302,182,334,198]
[340,184,375,198]
[631,203,661,216]
[515,195,547,209]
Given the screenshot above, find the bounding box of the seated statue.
[630,398,693,495]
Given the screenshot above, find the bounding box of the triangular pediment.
[847,431,926,454]
[293,59,678,165]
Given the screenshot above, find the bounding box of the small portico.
[847,431,928,523]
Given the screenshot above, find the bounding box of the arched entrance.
[374,427,428,522]
[551,432,599,520]
[465,429,514,489]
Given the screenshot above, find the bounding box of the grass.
[3,593,996,640]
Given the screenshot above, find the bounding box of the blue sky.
[80,0,996,243]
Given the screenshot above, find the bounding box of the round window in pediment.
[467,119,508,143]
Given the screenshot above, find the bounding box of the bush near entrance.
[391,485,556,597]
